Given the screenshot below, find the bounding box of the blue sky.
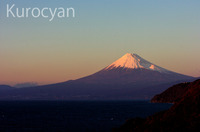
[0,0,200,85]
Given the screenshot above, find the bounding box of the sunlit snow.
[105,53,169,73]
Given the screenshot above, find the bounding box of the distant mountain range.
[0,53,196,100]
[0,85,14,90]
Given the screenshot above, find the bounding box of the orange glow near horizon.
[0,1,200,85]
[1,52,199,86]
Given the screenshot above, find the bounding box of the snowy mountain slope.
[77,53,193,84]
[0,53,195,100]
[105,53,169,73]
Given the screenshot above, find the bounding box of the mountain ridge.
[113,79,200,132]
[0,53,195,100]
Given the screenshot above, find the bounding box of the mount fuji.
[105,53,168,72]
[0,53,195,100]
[77,53,192,84]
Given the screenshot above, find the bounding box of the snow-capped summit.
[105,53,169,73]
[1,52,194,100]
[77,52,193,85]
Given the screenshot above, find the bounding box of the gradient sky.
[0,0,200,85]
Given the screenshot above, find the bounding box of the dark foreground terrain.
[113,79,200,132]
